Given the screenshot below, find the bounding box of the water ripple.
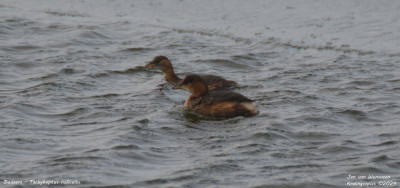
[1,1,399,187]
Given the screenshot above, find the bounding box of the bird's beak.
[173,85,184,90]
[145,62,155,68]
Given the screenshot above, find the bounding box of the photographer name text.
[346,174,397,187]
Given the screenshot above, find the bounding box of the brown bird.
[145,56,237,91]
[178,74,258,118]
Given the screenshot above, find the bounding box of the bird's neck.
[164,69,180,83]
[189,82,208,98]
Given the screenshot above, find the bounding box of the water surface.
[1,0,399,187]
